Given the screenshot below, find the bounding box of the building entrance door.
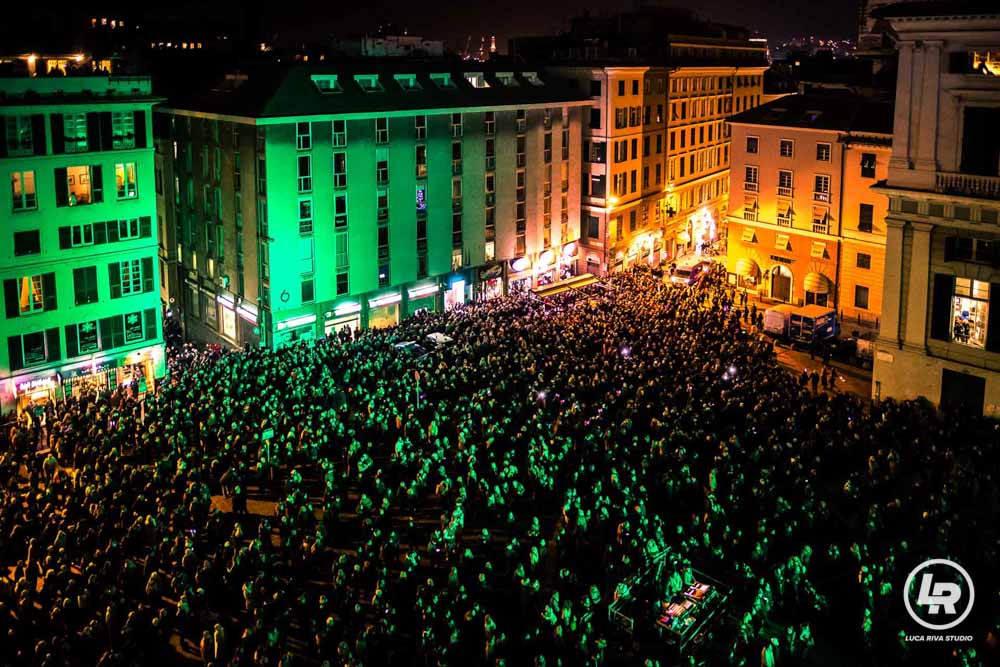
[771,265,792,302]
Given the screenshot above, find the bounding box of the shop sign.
[770,255,794,264]
[79,321,99,354]
[15,375,57,395]
[61,358,118,380]
[479,263,502,281]
[125,311,144,343]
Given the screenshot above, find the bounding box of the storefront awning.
[804,272,831,294]
[735,258,761,278]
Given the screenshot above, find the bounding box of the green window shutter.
[45,328,60,362]
[134,110,147,148]
[91,165,103,202]
[94,221,107,245]
[54,167,68,207]
[144,308,157,341]
[86,112,101,152]
[42,272,57,311]
[65,324,79,358]
[140,216,152,238]
[4,279,20,319]
[142,257,154,293]
[108,262,122,299]
[50,114,64,154]
[7,336,23,371]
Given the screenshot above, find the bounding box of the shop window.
[948,278,990,348]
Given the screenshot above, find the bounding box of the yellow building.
[726,94,893,327]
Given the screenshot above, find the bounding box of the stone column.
[879,218,907,346]
[903,221,934,349]
[915,41,943,181]
[889,42,915,175]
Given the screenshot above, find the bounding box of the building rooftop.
[727,93,895,136]
[0,73,160,106]
[161,63,591,118]
[871,1,1000,19]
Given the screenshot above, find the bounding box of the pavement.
[772,341,873,398]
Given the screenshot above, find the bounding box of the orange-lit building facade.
[726,94,893,324]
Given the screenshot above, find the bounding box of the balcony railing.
[777,186,793,198]
[812,223,828,234]
[936,171,1000,200]
[743,210,758,221]
[814,191,830,203]
[777,215,792,227]
[744,181,758,192]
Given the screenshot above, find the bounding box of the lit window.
[430,73,455,89]
[464,72,489,88]
[394,74,420,91]
[18,275,44,314]
[951,278,990,349]
[11,171,37,211]
[115,162,138,199]
[120,259,143,295]
[63,113,88,153]
[312,75,341,92]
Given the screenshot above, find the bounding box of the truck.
[763,304,796,337]
[789,305,837,344]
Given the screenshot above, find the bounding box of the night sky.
[270,0,860,51]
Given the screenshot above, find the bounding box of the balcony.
[936,172,1000,200]
[777,215,792,228]
[744,181,758,192]
[814,191,830,203]
[777,186,793,198]
[744,210,758,222]
[812,223,828,234]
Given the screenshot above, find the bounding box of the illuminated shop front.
[13,373,58,412]
[951,278,990,349]
[627,231,664,268]
[324,302,361,337]
[368,292,401,329]
[477,263,504,301]
[445,274,470,311]
[508,257,532,294]
[407,282,439,316]
[679,207,718,257]
[274,313,317,347]
[59,344,162,401]
[559,242,579,280]
[236,301,259,344]
[216,294,238,342]
[535,250,557,287]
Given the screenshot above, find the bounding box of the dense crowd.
[1,267,997,666]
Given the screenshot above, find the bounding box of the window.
[11,331,55,369]
[860,152,877,178]
[585,215,600,239]
[779,139,794,158]
[745,136,759,154]
[484,111,495,136]
[301,277,315,303]
[117,218,142,240]
[70,224,94,247]
[774,170,793,199]
[296,122,311,150]
[856,253,872,269]
[430,73,455,89]
[13,230,40,256]
[590,80,602,97]
[451,113,463,138]
[111,111,135,149]
[632,79,639,95]
[376,157,388,185]
[617,80,625,96]
[299,237,314,274]
[378,189,389,220]
[336,272,349,296]
[745,165,759,190]
[11,170,36,211]
[395,73,420,91]
[950,278,990,348]
[333,152,347,188]
[12,274,53,314]
[858,203,874,232]
[333,120,347,147]
[298,198,313,234]
[453,141,463,173]
[6,116,35,156]
[355,74,382,92]
[590,108,600,129]
[73,266,99,305]
[378,264,390,288]
[63,113,88,153]
[115,162,138,199]
[416,145,427,178]
[814,174,830,201]
[816,142,831,162]
[312,74,342,92]
[465,72,489,88]
[376,118,388,144]
[58,165,103,206]
[335,194,347,229]
[118,259,145,296]
[297,155,312,192]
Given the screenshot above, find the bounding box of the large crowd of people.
[0,267,997,666]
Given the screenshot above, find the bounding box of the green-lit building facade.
[1,74,165,413]
[155,65,589,348]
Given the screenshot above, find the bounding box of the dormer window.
[395,74,420,91]
[522,71,544,86]
[496,72,517,87]
[465,72,489,89]
[430,73,455,89]
[312,75,342,93]
[355,74,383,92]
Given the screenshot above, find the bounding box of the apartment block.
[156,65,589,348]
[726,93,893,324]
[0,73,165,412]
